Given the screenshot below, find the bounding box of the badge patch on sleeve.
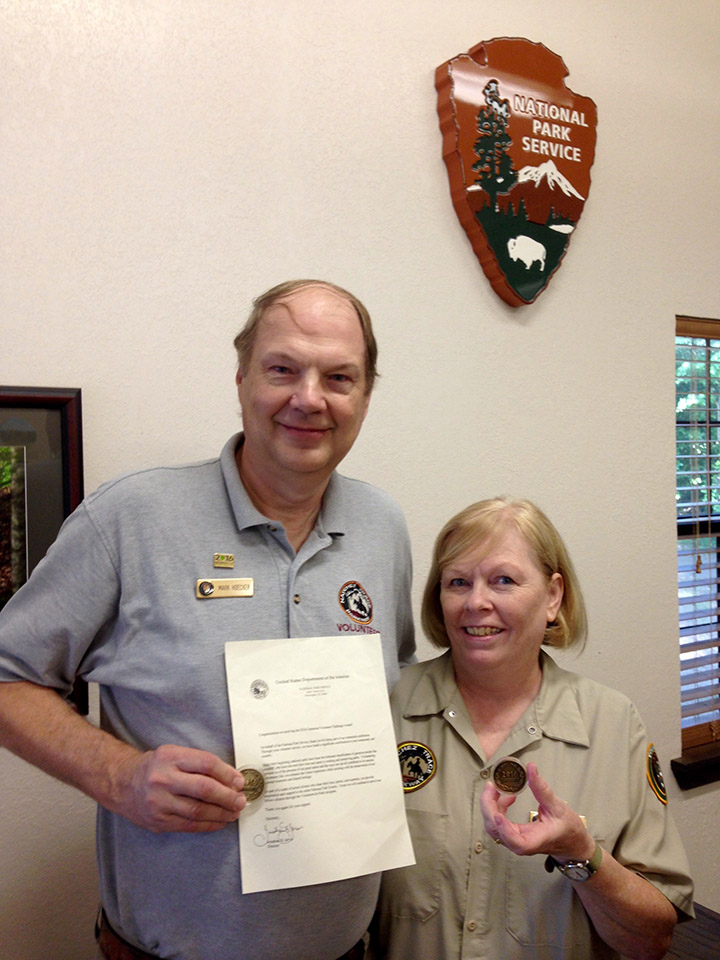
[398,742,437,792]
[646,743,667,804]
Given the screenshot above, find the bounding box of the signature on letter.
[254,821,304,847]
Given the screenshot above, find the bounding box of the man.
[0,280,415,960]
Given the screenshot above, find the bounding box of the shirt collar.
[534,650,590,747]
[401,650,461,717]
[220,433,269,532]
[401,648,590,749]
[315,472,346,537]
[220,433,346,537]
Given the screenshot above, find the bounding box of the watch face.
[563,863,590,881]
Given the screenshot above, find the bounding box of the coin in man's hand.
[238,767,265,802]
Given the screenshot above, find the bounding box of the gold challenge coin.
[239,767,265,802]
[492,756,527,795]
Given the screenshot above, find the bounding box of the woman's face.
[439,525,563,680]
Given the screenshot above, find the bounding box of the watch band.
[544,840,603,881]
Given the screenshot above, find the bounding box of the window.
[675,317,720,753]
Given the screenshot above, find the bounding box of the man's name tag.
[196,578,254,599]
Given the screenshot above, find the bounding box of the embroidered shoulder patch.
[646,742,667,804]
[398,741,437,792]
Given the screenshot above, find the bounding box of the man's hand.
[114,744,247,833]
[0,682,248,834]
[479,761,594,860]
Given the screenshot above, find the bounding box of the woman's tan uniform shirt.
[371,651,693,960]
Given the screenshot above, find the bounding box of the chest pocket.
[379,809,448,921]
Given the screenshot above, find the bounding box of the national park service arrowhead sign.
[436,37,598,307]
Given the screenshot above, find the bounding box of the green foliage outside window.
[675,336,720,524]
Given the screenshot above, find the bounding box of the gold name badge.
[213,553,235,569]
[196,578,254,599]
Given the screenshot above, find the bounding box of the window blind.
[676,317,720,749]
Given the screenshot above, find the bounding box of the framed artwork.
[0,386,87,712]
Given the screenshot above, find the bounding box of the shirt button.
[466,920,477,932]
[474,841,483,853]
[293,594,301,604]
[480,768,491,779]
[527,724,538,735]
[268,525,277,532]
[447,710,456,718]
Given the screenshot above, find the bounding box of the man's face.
[236,284,371,484]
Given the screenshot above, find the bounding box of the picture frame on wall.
[0,385,87,713]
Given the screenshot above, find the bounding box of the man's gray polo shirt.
[0,433,415,960]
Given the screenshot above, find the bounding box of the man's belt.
[96,911,156,960]
[97,909,366,959]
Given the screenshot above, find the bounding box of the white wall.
[2,1,719,956]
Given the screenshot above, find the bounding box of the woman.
[371,498,693,960]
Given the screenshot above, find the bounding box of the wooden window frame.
[671,317,720,788]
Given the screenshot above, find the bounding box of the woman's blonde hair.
[421,498,587,651]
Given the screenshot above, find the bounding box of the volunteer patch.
[338,580,373,624]
[398,741,437,792]
[646,743,667,804]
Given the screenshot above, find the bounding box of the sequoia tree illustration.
[472,79,516,211]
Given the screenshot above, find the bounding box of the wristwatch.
[544,840,603,882]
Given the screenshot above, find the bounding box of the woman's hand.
[479,759,678,960]
[479,760,594,860]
